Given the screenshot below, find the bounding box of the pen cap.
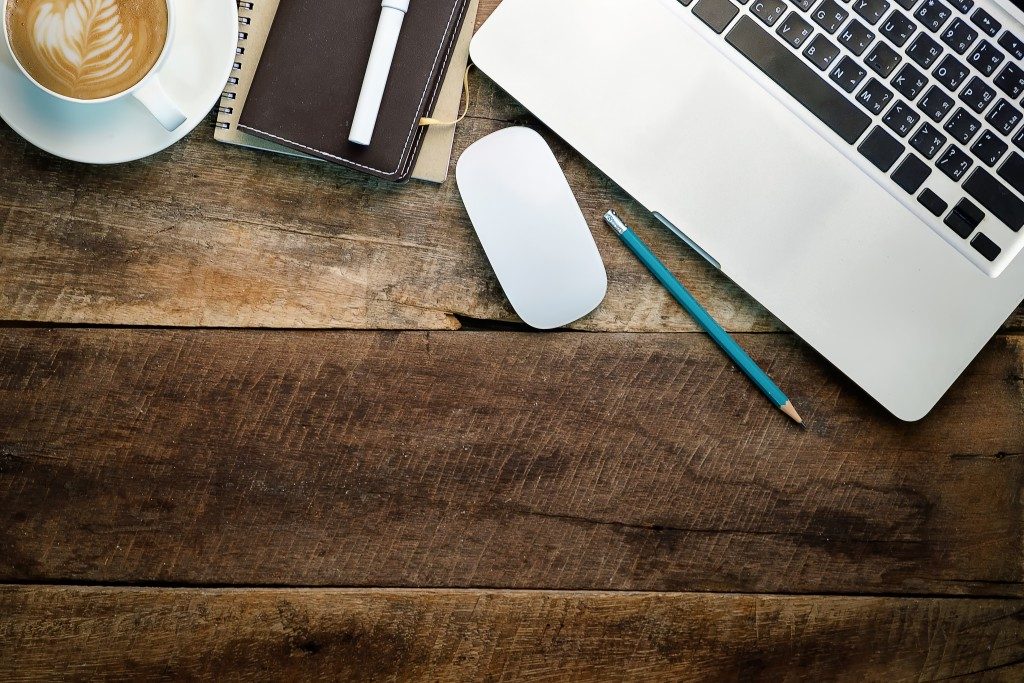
[349,0,412,145]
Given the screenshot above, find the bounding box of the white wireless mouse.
[456,127,607,329]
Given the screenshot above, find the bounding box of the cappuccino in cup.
[5,0,168,100]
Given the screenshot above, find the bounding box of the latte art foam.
[5,0,167,99]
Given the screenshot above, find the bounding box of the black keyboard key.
[856,78,895,113]
[915,0,952,32]
[954,197,984,226]
[865,42,901,76]
[752,0,787,25]
[792,0,816,9]
[907,33,943,68]
[812,0,849,32]
[933,55,969,90]
[920,85,955,121]
[839,19,875,54]
[998,31,1024,61]
[777,12,815,46]
[986,98,1023,135]
[852,0,889,24]
[880,10,914,46]
[995,63,1024,100]
[910,122,947,158]
[944,209,976,237]
[971,130,1008,166]
[918,188,948,215]
[967,39,1004,77]
[959,76,996,113]
[949,0,973,13]
[971,233,1001,260]
[830,55,868,91]
[858,126,906,170]
[892,153,931,191]
[893,0,915,9]
[1013,128,1024,151]
[884,99,921,136]
[937,143,973,179]
[969,8,1000,37]
[726,17,872,143]
[963,168,1024,230]
[694,0,740,32]
[891,63,928,99]
[997,151,1024,196]
[944,107,981,143]
[940,17,978,54]
[804,33,842,69]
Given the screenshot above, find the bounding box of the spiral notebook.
[215,0,477,183]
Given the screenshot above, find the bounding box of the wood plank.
[479,0,499,24]
[1,329,1020,594]
[1,586,1022,681]
[0,112,792,332]
[1,70,1020,330]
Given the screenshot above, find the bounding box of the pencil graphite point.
[780,401,804,427]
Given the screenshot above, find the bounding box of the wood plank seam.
[4,582,1024,599]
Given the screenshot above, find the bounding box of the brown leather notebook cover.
[238,0,471,182]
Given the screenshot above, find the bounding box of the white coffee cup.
[2,0,187,131]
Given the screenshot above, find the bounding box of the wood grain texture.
[2,1,1020,674]
[0,112,788,331]
[0,0,1016,332]
[2,328,1020,594]
[1,586,1022,682]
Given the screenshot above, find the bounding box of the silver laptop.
[471,0,1024,420]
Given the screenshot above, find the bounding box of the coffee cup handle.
[132,76,187,131]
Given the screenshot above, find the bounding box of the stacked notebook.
[216,0,477,183]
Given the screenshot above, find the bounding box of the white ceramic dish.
[0,0,238,163]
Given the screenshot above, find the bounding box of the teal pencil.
[604,211,804,426]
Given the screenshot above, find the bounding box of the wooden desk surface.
[1,2,1022,679]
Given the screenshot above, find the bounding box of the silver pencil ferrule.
[603,210,629,235]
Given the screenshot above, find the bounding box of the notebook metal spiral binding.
[215,0,254,129]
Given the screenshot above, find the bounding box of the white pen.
[349,0,411,146]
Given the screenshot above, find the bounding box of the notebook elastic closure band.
[419,65,472,127]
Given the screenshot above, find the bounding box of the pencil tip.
[780,401,805,427]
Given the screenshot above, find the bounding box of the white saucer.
[0,0,238,164]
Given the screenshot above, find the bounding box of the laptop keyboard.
[676,0,1024,274]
